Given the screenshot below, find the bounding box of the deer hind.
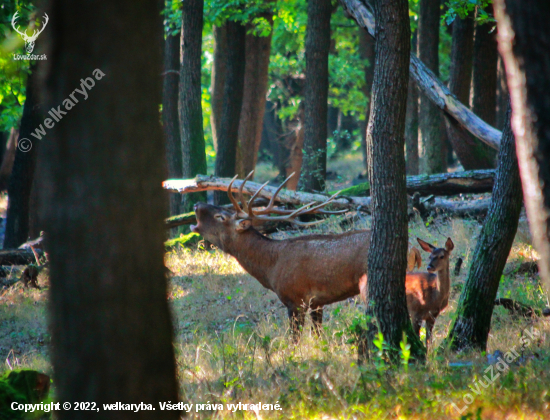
[406,237,454,349]
[12,12,49,54]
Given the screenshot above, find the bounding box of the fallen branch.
[339,169,495,197]
[0,249,43,266]
[494,298,550,318]
[339,0,501,150]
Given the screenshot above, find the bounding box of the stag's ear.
[417,238,435,253]
[235,219,252,232]
[445,237,454,252]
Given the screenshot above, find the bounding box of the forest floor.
[1,156,550,419]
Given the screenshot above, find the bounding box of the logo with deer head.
[11,12,49,54]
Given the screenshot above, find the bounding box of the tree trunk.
[179,0,207,212]
[284,105,305,190]
[214,20,246,204]
[445,15,494,170]
[163,27,183,222]
[262,100,287,177]
[418,0,444,174]
[39,0,178,416]
[340,0,502,151]
[405,78,419,175]
[236,16,274,178]
[495,0,550,297]
[444,105,522,351]
[359,28,375,172]
[0,127,18,190]
[299,0,332,192]
[365,0,425,361]
[496,57,509,130]
[210,25,227,152]
[4,69,40,249]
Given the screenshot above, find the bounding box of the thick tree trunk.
[4,69,40,249]
[495,0,550,297]
[339,0,502,151]
[163,28,183,222]
[214,21,246,204]
[236,16,274,178]
[418,0,444,174]
[444,105,522,351]
[179,0,207,212]
[299,0,332,192]
[359,27,375,172]
[210,25,227,152]
[39,0,178,416]
[445,15,494,170]
[365,0,425,361]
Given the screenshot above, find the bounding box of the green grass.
[1,214,549,419]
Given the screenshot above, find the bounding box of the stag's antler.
[227,171,347,227]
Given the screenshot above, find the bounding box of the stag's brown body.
[193,201,370,333]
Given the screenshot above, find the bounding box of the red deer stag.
[190,172,371,338]
[405,237,454,348]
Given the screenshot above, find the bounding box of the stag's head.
[12,12,49,54]
[191,171,345,252]
[417,237,454,273]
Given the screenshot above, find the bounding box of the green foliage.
[442,0,494,25]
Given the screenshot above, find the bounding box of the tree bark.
[418,0,444,174]
[214,20,246,204]
[445,15,495,170]
[0,127,18,191]
[163,27,183,221]
[405,78,419,175]
[339,0,502,151]
[299,0,332,192]
[180,0,207,212]
[284,105,305,191]
[4,69,40,249]
[210,25,227,152]
[365,0,425,361]
[472,5,498,127]
[496,57,509,130]
[495,0,550,297]
[359,27,375,172]
[39,0,178,416]
[444,105,522,351]
[236,16,274,178]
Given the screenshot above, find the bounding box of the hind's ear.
[235,219,252,232]
[417,238,435,253]
[445,237,454,252]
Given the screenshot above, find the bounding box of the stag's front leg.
[288,307,306,342]
[310,307,324,336]
[425,316,436,350]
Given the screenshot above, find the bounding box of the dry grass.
[1,214,549,419]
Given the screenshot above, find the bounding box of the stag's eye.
[215,214,226,222]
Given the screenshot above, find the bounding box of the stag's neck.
[226,230,279,290]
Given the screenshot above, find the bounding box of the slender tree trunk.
[163,26,183,223]
[262,100,287,177]
[236,15,274,178]
[496,57,509,130]
[359,28,375,172]
[0,127,18,191]
[365,0,425,362]
[210,25,227,152]
[214,20,246,204]
[444,105,522,351]
[4,69,40,249]
[495,0,550,297]
[418,0,444,174]
[39,0,178,416]
[179,0,207,211]
[472,5,498,127]
[284,105,305,190]
[444,15,494,170]
[299,0,332,192]
[405,32,419,175]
